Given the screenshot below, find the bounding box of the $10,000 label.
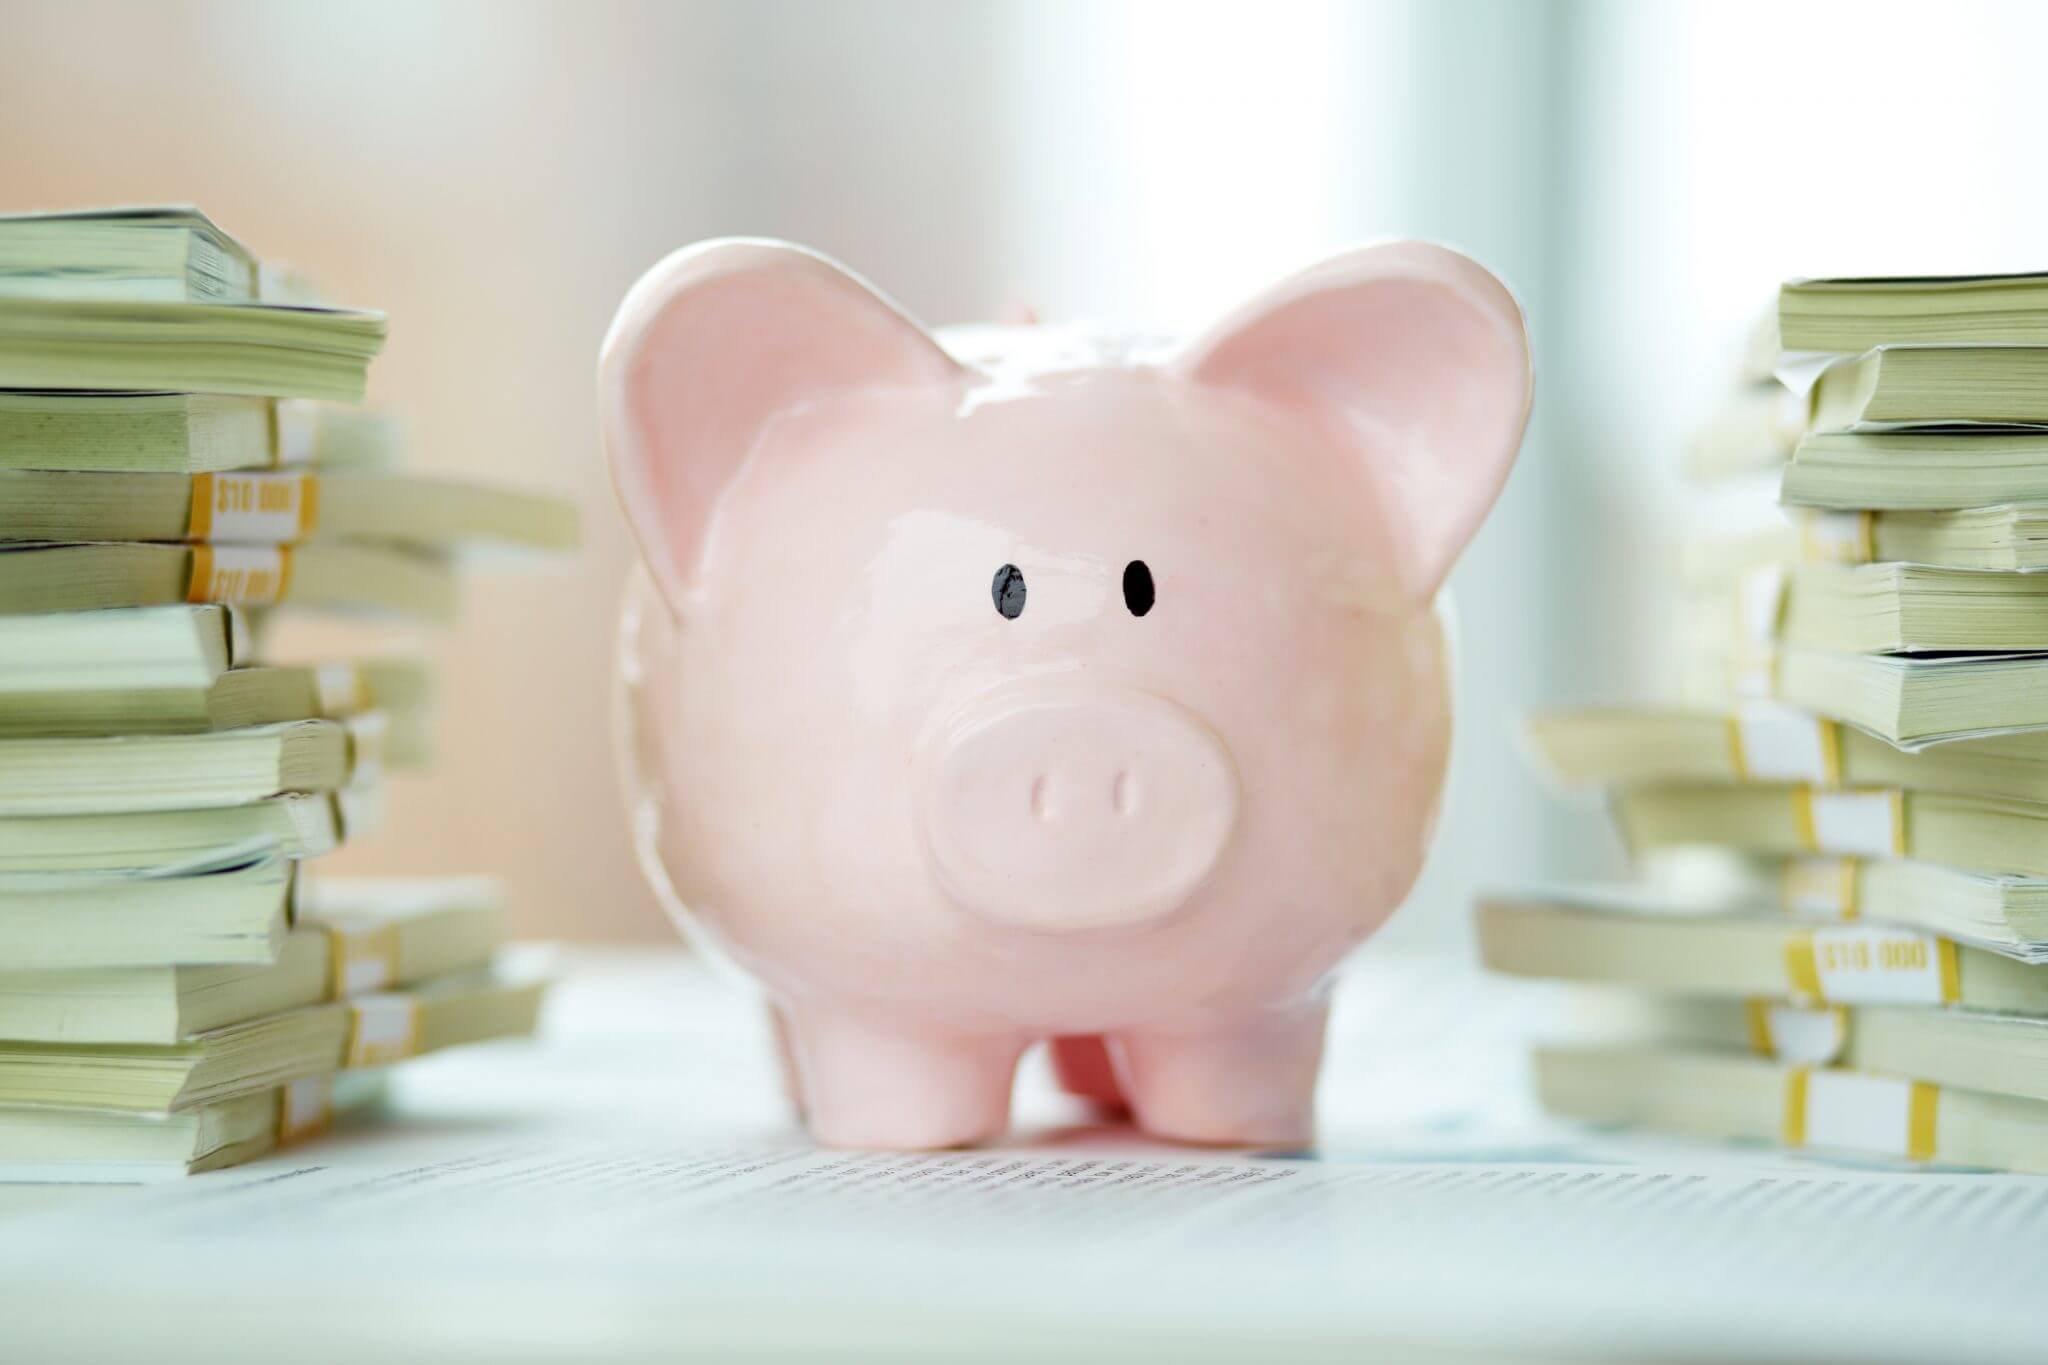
[188,472,318,543]
[185,544,291,605]
[1804,925,1957,1005]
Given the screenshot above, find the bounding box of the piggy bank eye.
[991,564,1027,619]
[1122,560,1155,617]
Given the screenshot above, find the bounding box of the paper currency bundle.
[1480,271,2048,1172]
[0,206,572,1178]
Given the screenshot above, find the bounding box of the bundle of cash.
[1485,270,2048,1173]
[0,206,572,1177]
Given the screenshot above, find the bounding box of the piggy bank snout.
[919,686,1238,932]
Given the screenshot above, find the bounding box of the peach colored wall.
[0,0,1020,940]
[3,0,1636,950]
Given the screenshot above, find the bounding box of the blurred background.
[4,0,2042,945]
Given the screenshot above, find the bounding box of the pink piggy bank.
[600,239,1530,1149]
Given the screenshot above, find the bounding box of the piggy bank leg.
[1049,1035,1128,1113]
[1115,1004,1328,1147]
[786,1005,1025,1150]
[767,1002,805,1120]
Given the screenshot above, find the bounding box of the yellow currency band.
[1781,1068,1809,1147]
[313,662,367,716]
[187,472,320,542]
[1724,715,1842,786]
[1779,857,1860,919]
[184,544,293,605]
[1908,1081,1939,1161]
[1791,789,1819,852]
[343,995,422,1069]
[318,917,402,999]
[1783,935,1824,1000]
[1798,509,1875,566]
[275,1076,334,1144]
[1789,789,1905,855]
[1780,1068,1939,1160]
[1742,998,1851,1063]
[1780,931,1960,1005]
[1746,998,1774,1053]
[188,475,213,539]
[1725,646,1780,700]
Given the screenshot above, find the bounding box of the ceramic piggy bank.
[600,239,1530,1150]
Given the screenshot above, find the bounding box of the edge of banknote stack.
[1480,270,2048,1174]
[0,204,576,1179]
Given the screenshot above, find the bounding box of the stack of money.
[1480,271,2048,1173]
[0,206,569,1178]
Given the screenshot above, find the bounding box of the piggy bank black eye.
[992,564,1026,619]
[1122,560,1154,617]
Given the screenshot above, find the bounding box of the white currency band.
[1735,703,1835,783]
[1810,925,1951,1006]
[1758,1003,1848,1065]
[1802,1070,1919,1159]
[1807,791,1900,857]
[346,993,420,1068]
[1783,857,1856,918]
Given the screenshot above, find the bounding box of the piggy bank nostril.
[1112,770,1137,816]
[921,687,1237,930]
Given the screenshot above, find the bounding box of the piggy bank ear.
[599,239,964,602]
[1173,242,1531,602]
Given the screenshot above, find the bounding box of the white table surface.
[2,945,2045,1363]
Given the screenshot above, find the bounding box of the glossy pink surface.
[600,238,1531,1149]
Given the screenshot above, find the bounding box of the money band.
[1781,856,1859,919]
[336,783,383,842]
[313,911,401,997]
[185,544,292,605]
[345,993,421,1068]
[276,1075,334,1143]
[1782,1067,1937,1161]
[1737,566,1787,645]
[343,711,388,783]
[1727,704,1842,784]
[1773,384,1809,442]
[1792,788,1903,857]
[1797,510,1874,566]
[313,663,367,716]
[1745,999,1849,1065]
[1726,646,1779,700]
[1782,925,1958,1006]
[271,399,317,466]
[187,472,319,543]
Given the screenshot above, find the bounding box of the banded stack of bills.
[1484,271,2048,1172]
[0,206,570,1177]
